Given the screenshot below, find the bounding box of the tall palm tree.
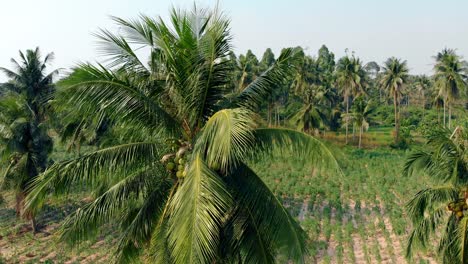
[434,49,467,128]
[0,48,57,232]
[405,126,468,264]
[336,55,367,144]
[25,7,339,263]
[380,57,409,144]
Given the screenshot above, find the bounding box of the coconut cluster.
[447,199,468,219]
[161,138,192,179]
[165,156,187,178]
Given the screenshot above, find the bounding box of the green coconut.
[211,161,220,171]
[166,162,175,171]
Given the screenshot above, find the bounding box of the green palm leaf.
[167,154,232,264]
[56,165,162,245]
[406,205,448,259]
[114,179,172,263]
[252,128,342,172]
[59,64,179,134]
[406,186,458,223]
[25,142,162,213]
[227,162,307,263]
[194,108,254,172]
[457,217,468,263]
[235,48,298,111]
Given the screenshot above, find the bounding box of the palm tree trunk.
[443,98,447,127]
[276,105,279,127]
[15,192,38,233]
[238,71,246,92]
[31,216,38,233]
[394,93,399,143]
[448,102,452,129]
[345,97,349,144]
[359,125,362,148]
[15,193,24,218]
[267,103,272,127]
[422,95,426,119]
[437,107,440,124]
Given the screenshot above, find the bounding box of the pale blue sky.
[1,0,467,80]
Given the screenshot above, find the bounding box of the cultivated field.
[0,133,440,263]
[254,147,438,264]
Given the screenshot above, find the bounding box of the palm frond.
[59,64,179,134]
[456,216,468,263]
[226,162,307,263]
[148,215,173,264]
[235,48,298,111]
[114,178,172,263]
[406,205,448,259]
[403,150,433,177]
[185,12,232,128]
[194,108,254,172]
[25,142,162,214]
[251,128,342,173]
[167,154,232,264]
[231,206,276,264]
[406,186,458,223]
[93,28,149,72]
[58,165,159,245]
[438,214,459,263]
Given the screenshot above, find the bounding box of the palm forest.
[0,4,467,264]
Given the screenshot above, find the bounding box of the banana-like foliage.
[26,6,340,263]
[406,126,468,263]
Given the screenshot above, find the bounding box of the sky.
[1,0,467,81]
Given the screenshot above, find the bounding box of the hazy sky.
[1,0,467,81]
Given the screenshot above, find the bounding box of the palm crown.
[25,7,339,263]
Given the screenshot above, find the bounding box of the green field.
[254,146,437,264]
[1,139,439,263]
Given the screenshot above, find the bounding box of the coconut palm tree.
[291,85,328,135]
[380,57,409,144]
[0,48,57,232]
[434,49,467,128]
[291,52,314,93]
[336,55,367,144]
[405,126,468,264]
[414,75,432,117]
[345,96,374,148]
[25,7,339,263]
